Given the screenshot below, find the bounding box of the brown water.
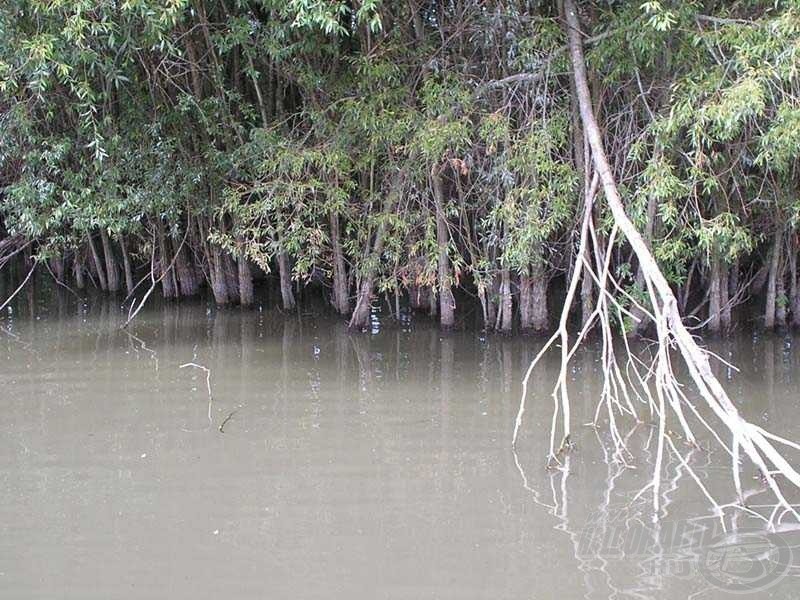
[1,296,799,599]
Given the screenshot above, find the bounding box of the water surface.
[1,296,799,599]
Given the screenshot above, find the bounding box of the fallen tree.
[513,0,800,527]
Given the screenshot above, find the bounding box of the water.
[1,296,799,599]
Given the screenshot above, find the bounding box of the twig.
[218,409,238,433]
[179,361,213,397]
[179,361,215,433]
[44,261,82,299]
[0,264,36,312]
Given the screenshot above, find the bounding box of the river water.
[1,295,799,599]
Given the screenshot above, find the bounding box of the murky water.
[2,295,799,599]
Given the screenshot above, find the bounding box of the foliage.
[2,0,800,330]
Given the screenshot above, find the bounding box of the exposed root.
[513,0,800,529]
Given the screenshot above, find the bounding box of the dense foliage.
[2,0,800,333]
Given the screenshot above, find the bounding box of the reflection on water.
[1,292,799,599]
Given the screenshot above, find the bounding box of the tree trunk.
[679,259,695,313]
[562,3,800,504]
[49,256,64,283]
[521,261,548,333]
[477,284,491,330]
[498,267,513,333]
[432,167,455,328]
[790,240,800,329]
[119,236,135,296]
[776,265,787,329]
[73,251,85,290]
[197,216,228,305]
[520,270,533,331]
[729,258,739,299]
[720,262,731,331]
[486,275,498,330]
[100,229,120,292]
[210,245,229,305]
[408,284,430,311]
[173,238,198,297]
[632,178,659,336]
[350,277,374,329]
[580,243,594,329]
[238,251,254,307]
[572,77,595,331]
[223,252,240,303]
[428,285,437,318]
[708,252,722,334]
[531,269,548,333]
[408,0,425,44]
[765,230,781,330]
[330,212,349,315]
[277,251,295,310]
[157,221,177,299]
[87,232,108,291]
[348,178,400,329]
[191,221,206,287]
[23,246,35,316]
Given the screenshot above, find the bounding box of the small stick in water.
[219,409,238,433]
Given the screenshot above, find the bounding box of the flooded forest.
[3,0,800,337]
[3,1,800,599]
